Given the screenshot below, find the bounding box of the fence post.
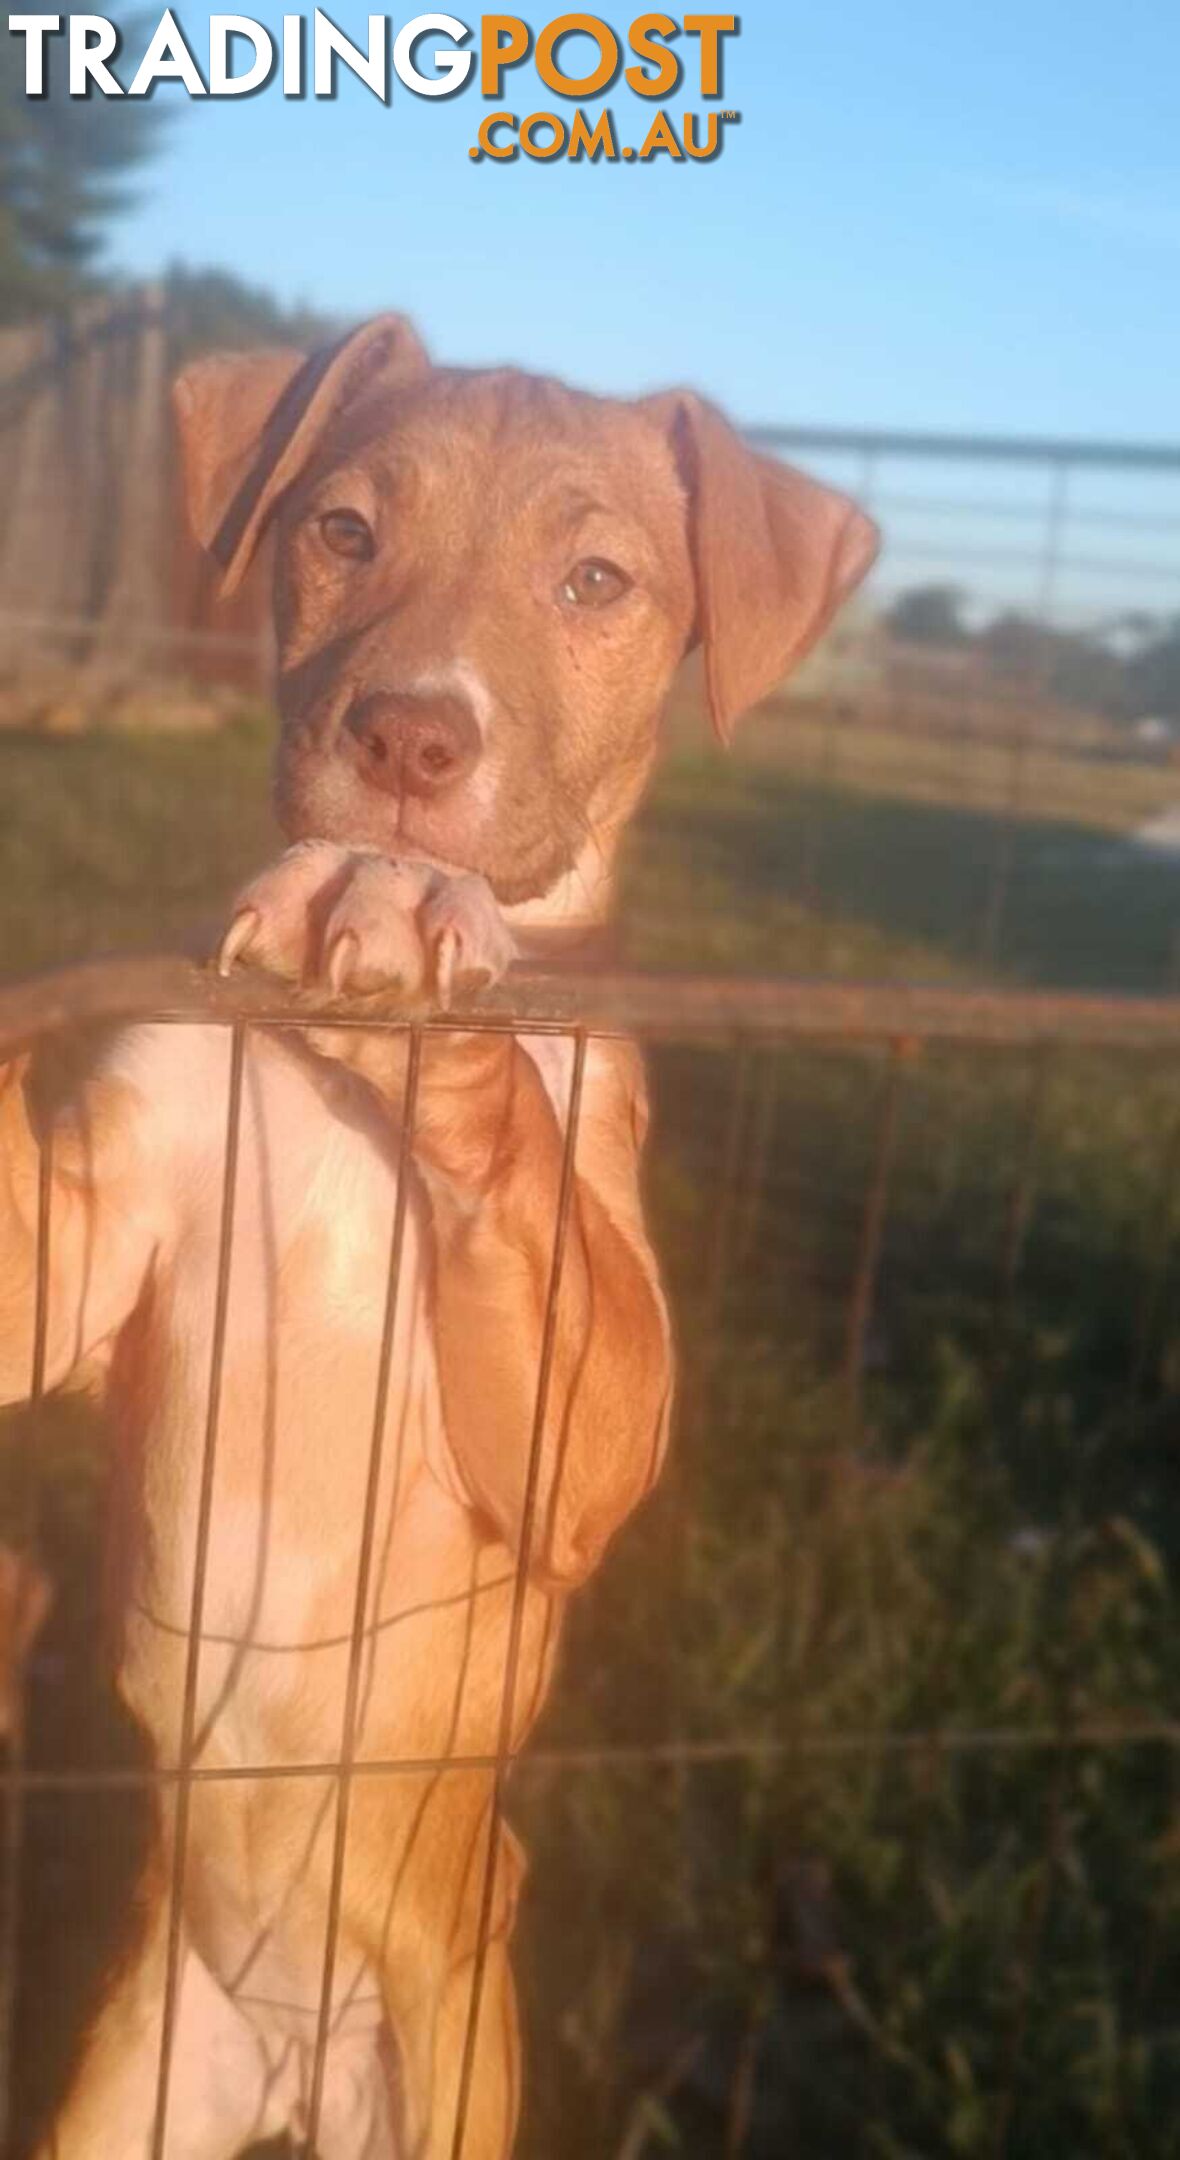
[98,285,171,670]
[978,456,1070,972]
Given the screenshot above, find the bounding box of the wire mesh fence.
[710,424,1180,987]
[2,295,1180,2154]
[2,961,1180,2155]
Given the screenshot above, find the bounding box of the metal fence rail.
[2,958,1180,2157]
[751,421,1180,612]
[7,958,1180,1058]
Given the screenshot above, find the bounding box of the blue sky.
[96,2,1180,441]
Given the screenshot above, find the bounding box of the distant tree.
[887,587,1180,724]
[884,584,969,647]
[1125,615,1180,721]
[1048,628,1132,722]
[976,610,1043,679]
[0,11,167,322]
[978,611,1133,719]
[163,265,336,368]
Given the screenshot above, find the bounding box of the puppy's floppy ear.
[171,313,430,596]
[648,391,879,744]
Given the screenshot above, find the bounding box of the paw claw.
[214,852,510,1011]
[435,928,457,1010]
[326,929,360,997]
[217,907,260,978]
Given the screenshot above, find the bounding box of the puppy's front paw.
[217,839,370,986]
[216,842,515,1008]
[419,872,517,1008]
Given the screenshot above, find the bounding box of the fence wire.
[1,962,1179,2157]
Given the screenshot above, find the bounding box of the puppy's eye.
[319,509,375,562]
[560,558,631,610]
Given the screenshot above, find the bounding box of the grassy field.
[3,700,1180,2157]
[734,697,1180,835]
[3,696,1180,989]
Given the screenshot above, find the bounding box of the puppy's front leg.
[0,1056,42,1402]
[0,1054,156,1406]
[374,1021,670,1590]
[221,844,672,1591]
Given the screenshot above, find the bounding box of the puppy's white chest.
[112,1024,440,1732]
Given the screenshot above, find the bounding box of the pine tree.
[0,12,167,322]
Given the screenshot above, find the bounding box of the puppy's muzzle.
[346,691,481,800]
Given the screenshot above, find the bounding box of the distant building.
[1132,715,1176,749]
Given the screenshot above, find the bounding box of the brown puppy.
[0,315,876,2158]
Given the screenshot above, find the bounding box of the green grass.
[517,1033,1180,2156]
[733,696,1180,836]
[0,712,278,979]
[3,701,1180,2157]
[622,747,1180,991]
[4,703,1180,992]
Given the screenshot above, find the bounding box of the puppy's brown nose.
[346,692,480,799]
